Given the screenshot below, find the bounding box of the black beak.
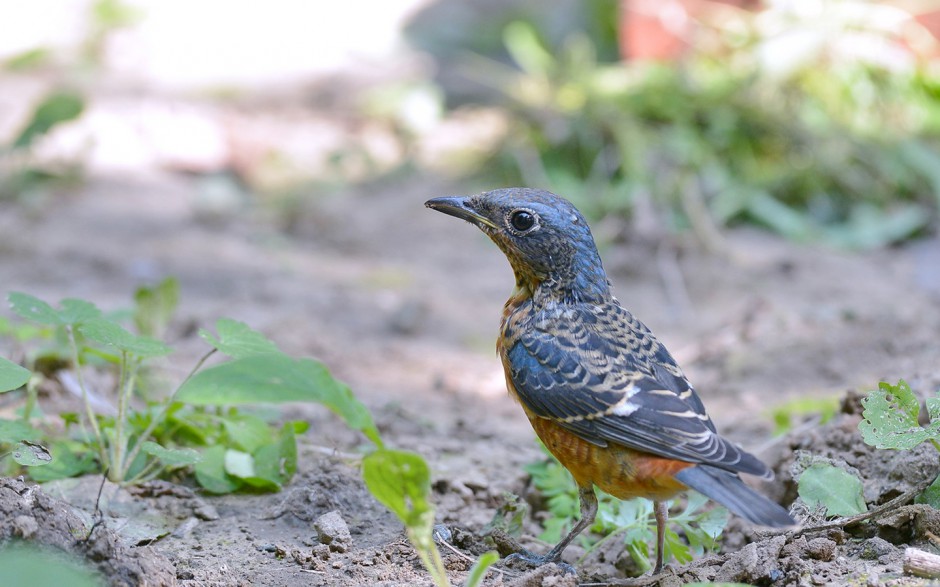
[425,196,498,230]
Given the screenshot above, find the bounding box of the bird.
[425,187,795,575]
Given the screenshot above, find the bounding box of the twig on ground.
[435,538,518,580]
[789,476,935,537]
[904,547,940,579]
[78,471,109,544]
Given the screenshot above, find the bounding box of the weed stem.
[67,325,107,467]
[121,348,217,476]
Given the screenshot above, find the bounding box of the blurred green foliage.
[12,92,84,150]
[0,544,102,587]
[1,286,474,585]
[0,284,376,491]
[464,1,940,248]
[771,396,840,435]
[0,90,86,201]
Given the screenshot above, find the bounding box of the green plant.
[464,4,940,249]
[524,446,728,573]
[363,449,498,587]
[794,379,940,517]
[859,379,940,452]
[364,449,448,585]
[0,544,102,587]
[0,282,381,489]
[770,396,840,435]
[860,379,940,509]
[1,284,496,586]
[0,89,86,201]
[796,459,867,517]
[0,356,31,393]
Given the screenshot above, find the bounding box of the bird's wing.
[506,303,771,478]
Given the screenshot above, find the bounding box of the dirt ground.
[2,172,940,586]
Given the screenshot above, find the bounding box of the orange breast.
[529,411,691,502]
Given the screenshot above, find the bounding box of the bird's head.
[426,188,610,303]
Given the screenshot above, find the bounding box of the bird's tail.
[674,465,795,527]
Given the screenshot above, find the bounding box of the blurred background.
[2,0,940,414]
[4,0,940,245]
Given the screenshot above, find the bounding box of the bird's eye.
[509,210,536,232]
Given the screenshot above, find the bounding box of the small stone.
[715,535,787,583]
[508,564,578,587]
[314,511,352,553]
[858,537,894,560]
[171,517,200,538]
[12,515,38,538]
[194,503,220,521]
[312,544,331,560]
[804,537,837,561]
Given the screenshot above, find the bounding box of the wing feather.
[506,301,770,478]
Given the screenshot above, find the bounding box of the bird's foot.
[504,550,576,575]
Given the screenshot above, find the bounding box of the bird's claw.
[504,551,576,575]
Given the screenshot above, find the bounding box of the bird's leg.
[507,485,597,570]
[653,500,669,574]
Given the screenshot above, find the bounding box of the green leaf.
[221,445,280,491]
[0,357,31,393]
[464,551,499,587]
[0,419,43,443]
[222,414,274,453]
[363,448,448,586]
[8,292,62,325]
[140,441,201,467]
[133,278,179,338]
[0,544,102,587]
[0,316,49,343]
[798,463,867,517]
[289,420,310,435]
[78,318,172,358]
[13,90,85,150]
[771,396,840,435]
[276,422,298,483]
[859,380,940,449]
[224,449,255,478]
[4,48,51,71]
[11,441,52,466]
[503,21,554,77]
[481,493,528,538]
[824,204,930,249]
[916,474,940,509]
[26,442,97,482]
[693,504,729,541]
[194,445,241,494]
[57,299,102,325]
[362,449,433,527]
[664,527,692,563]
[246,443,285,491]
[199,318,280,359]
[745,191,814,241]
[176,354,382,446]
